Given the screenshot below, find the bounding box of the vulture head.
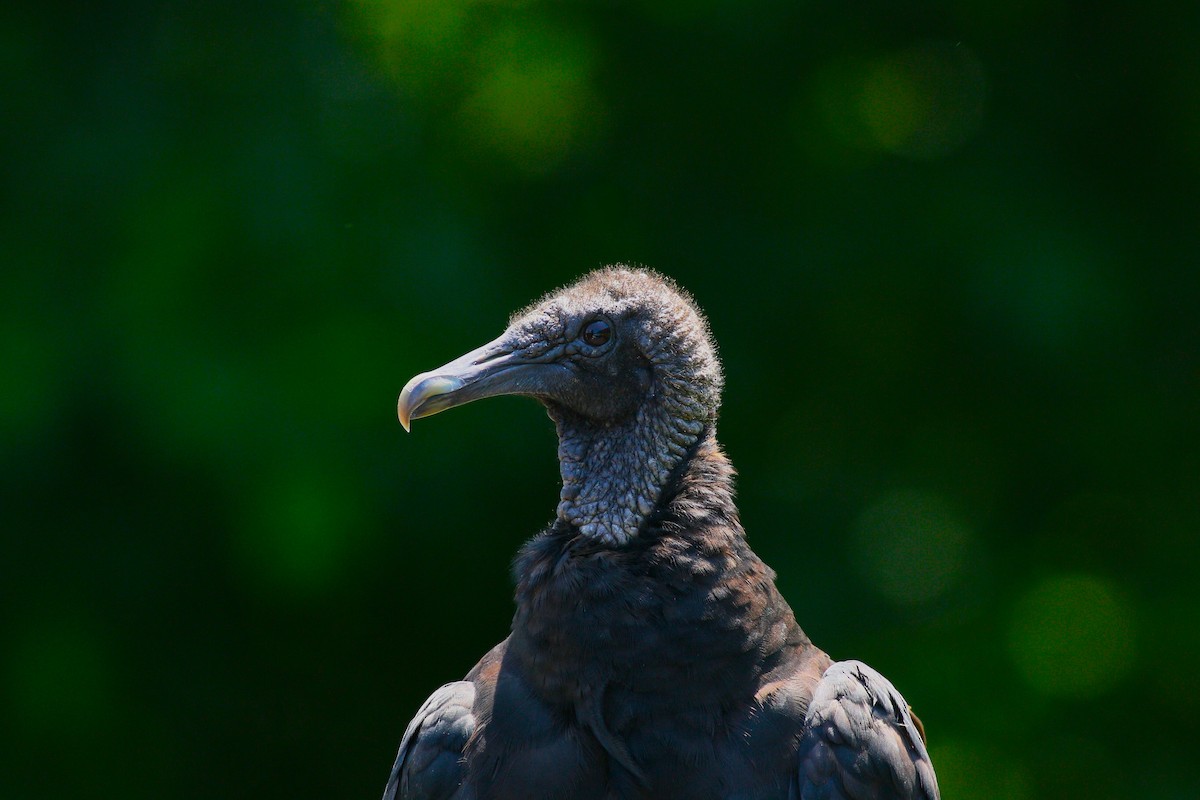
[397,266,723,545]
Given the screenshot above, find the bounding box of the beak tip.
[397,397,412,432]
[397,385,414,432]
[397,373,464,433]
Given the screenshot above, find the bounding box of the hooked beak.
[397,336,562,431]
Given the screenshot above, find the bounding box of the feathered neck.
[509,429,804,708]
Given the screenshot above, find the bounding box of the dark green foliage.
[1,1,1196,798]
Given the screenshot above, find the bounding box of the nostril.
[472,346,512,366]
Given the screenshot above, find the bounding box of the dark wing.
[382,681,476,800]
[795,660,940,800]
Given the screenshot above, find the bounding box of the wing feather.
[795,661,939,800]
[382,681,476,800]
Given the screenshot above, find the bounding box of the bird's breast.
[510,524,797,712]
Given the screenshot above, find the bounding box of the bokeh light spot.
[799,43,984,166]
[236,461,370,597]
[859,42,986,159]
[1008,574,1136,697]
[861,62,930,152]
[458,22,602,173]
[851,490,973,605]
[350,0,473,94]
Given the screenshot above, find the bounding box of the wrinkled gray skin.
[389,267,940,800]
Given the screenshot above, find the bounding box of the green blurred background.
[3,1,1197,797]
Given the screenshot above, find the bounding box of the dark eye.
[581,318,612,347]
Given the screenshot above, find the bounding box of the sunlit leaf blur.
[3,1,1197,798]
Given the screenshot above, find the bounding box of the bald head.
[397,266,724,544]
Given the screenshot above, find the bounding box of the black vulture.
[386,267,940,800]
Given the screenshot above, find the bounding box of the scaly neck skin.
[551,382,709,546]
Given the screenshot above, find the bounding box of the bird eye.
[581,318,612,347]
